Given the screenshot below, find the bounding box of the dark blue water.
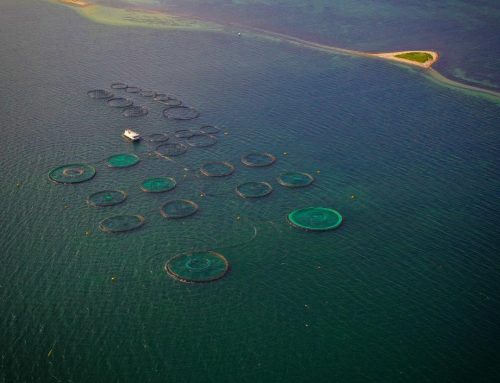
[0,1,499,382]
[160,0,500,89]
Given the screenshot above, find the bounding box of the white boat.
[122,129,141,141]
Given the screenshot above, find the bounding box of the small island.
[370,50,439,68]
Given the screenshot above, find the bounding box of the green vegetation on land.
[395,51,433,63]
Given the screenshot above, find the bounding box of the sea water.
[161,0,500,90]
[0,1,499,382]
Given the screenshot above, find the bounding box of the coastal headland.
[52,0,499,101]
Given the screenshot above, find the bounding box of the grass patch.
[395,52,433,63]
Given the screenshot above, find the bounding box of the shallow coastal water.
[0,1,499,382]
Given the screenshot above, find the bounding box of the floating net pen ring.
[155,143,188,158]
[235,181,273,199]
[107,97,133,108]
[123,106,148,118]
[147,133,170,143]
[287,207,342,231]
[99,214,145,233]
[153,93,168,101]
[174,129,194,139]
[155,94,180,102]
[241,152,276,167]
[87,190,127,207]
[158,98,182,107]
[186,134,217,148]
[106,153,140,168]
[87,89,114,99]
[110,82,128,89]
[160,199,199,219]
[125,86,141,93]
[277,172,314,188]
[164,251,229,283]
[199,125,221,135]
[200,161,235,177]
[163,106,200,121]
[48,163,96,184]
[139,90,156,97]
[140,177,176,193]
[63,167,84,176]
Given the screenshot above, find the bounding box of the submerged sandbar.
[55,1,223,31]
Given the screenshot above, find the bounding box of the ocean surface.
[160,0,500,90]
[1,0,499,382]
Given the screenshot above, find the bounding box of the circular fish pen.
[163,106,200,121]
[155,143,188,158]
[140,177,176,193]
[110,82,128,89]
[125,86,141,93]
[235,181,273,198]
[140,90,156,97]
[287,207,342,231]
[241,152,276,167]
[107,98,133,108]
[200,161,235,177]
[123,106,148,118]
[198,125,221,135]
[153,94,168,101]
[106,153,140,168]
[147,133,170,143]
[158,98,182,107]
[165,251,229,283]
[174,129,194,139]
[87,89,114,99]
[48,164,96,184]
[160,199,199,219]
[87,190,127,207]
[277,172,314,188]
[154,94,182,106]
[99,214,145,233]
[187,134,217,148]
